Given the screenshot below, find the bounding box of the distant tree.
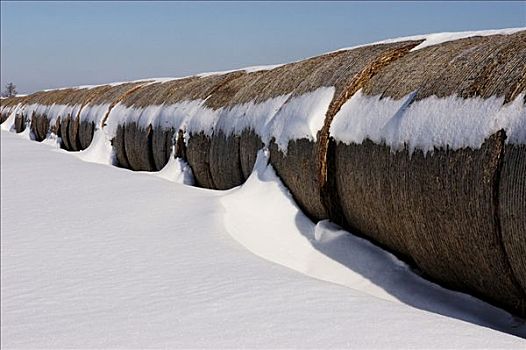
[3,82,17,97]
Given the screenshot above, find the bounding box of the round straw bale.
[30,113,41,140]
[239,129,264,179]
[122,122,156,171]
[78,120,95,150]
[186,132,216,188]
[30,113,50,142]
[14,113,26,133]
[200,73,268,189]
[41,116,50,140]
[209,131,244,190]
[151,127,175,171]
[113,124,131,169]
[264,41,421,224]
[60,115,72,150]
[333,133,525,317]
[37,114,50,141]
[499,143,526,297]
[67,115,81,151]
[269,138,327,221]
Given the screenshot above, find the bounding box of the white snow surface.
[2,130,526,348]
[330,90,526,152]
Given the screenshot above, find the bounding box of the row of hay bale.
[1,30,525,318]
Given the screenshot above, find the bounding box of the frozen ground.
[1,130,525,348]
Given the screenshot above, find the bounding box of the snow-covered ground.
[1,130,525,348]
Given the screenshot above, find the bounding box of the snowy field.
[1,129,525,348]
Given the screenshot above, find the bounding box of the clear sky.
[1,1,525,94]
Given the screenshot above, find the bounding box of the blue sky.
[1,1,525,94]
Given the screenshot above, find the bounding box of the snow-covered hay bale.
[169,72,249,181]
[175,72,261,186]
[328,30,526,316]
[203,71,272,188]
[266,41,421,221]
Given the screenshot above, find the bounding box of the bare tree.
[3,83,17,97]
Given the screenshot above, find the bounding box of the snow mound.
[221,149,526,338]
